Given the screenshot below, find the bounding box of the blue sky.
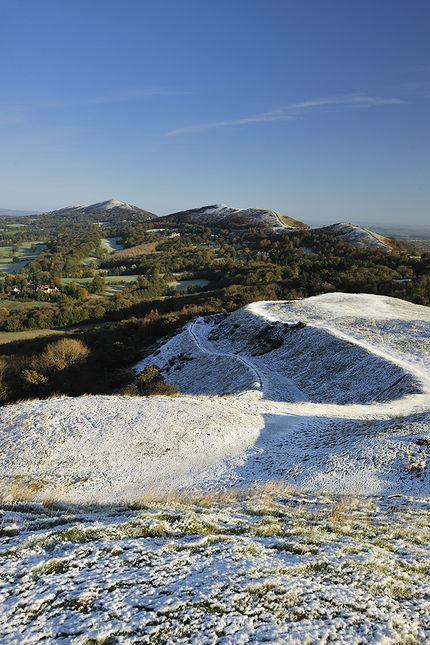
[1,0,429,225]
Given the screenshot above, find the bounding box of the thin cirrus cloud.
[165,111,296,137]
[165,93,406,136]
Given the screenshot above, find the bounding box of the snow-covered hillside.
[0,396,261,504]
[163,203,308,231]
[41,199,157,219]
[317,222,393,250]
[88,199,133,211]
[1,293,429,502]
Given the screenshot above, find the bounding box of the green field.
[0,327,62,345]
[80,256,99,267]
[101,237,124,253]
[61,275,140,296]
[169,278,209,291]
[0,223,28,235]
[61,275,140,286]
[80,238,124,266]
[0,241,46,274]
[0,299,51,312]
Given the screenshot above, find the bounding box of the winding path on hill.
[188,320,263,392]
[187,308,430,423]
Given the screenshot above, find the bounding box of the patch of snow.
[0,396,262,504]
[42,200,145,217]
[179,204,300,231]
[320,222,392,250]
[87,199,134,211]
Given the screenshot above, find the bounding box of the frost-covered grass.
[1,490,429,644]
[101,237,124,253]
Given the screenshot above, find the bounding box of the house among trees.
[37,284,60,294]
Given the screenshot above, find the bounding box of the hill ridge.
[162,203,308,231]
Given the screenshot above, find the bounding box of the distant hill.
[315,222,394,250]
[41,199,157,221]
[162,204,308,231]
[2,198,416,253]
[0,208,39,217]
[160,205,404,251]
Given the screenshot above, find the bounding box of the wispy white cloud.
[165,111,296,136]
[165,93,406,136]
[285,94,405,109]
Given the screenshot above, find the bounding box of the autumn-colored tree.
[34,338,90,372]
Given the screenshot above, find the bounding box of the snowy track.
[188,320,263,392]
